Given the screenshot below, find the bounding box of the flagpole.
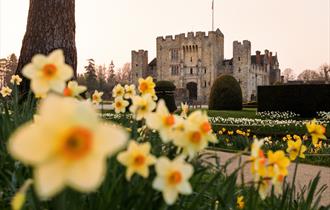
[212,0,214,31]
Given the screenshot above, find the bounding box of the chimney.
[256,51,261,65]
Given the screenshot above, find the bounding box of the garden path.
[203,150,330,206]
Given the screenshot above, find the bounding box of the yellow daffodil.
[237,195,244,209]
[112,84,125,98]
[0,86,12,97]
[10,75,23,85]
[112,97,129,113]
[63,81,86,97]
[152,156,193,205]
[124,84,136,99]
[92,90,103,105]
[22,49,73,95]
[267,150,290,177]
[117,141,156,181]
[258,179,271,200]
[286,139,307,160]
[8,95,128,199]
[228,131,234,135]
[129,94,156,121]
[138,76,156,96]
[145,100,178,143]
[250,139,267,179]
[11,179,33,210]
[180,102,189,118]
[306,119,327,147]
[270,164,285,195]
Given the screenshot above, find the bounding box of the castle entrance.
[186,82,197,100]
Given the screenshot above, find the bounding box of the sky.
[0,0,329,75]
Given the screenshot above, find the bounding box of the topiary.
[209,75,242,110]
[155,80,177,112]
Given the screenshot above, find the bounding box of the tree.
[97,65,107,91]
[121,62,132,84]
[319,63,329,83]
[106,61,116,87]
[282,68,295,81]
[3,54,18,85]
[84,59,97,92]
[297,70,321,81]
[16,0,77,93]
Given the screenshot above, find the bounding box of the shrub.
[209,75,242,110]
[155,80,177,112]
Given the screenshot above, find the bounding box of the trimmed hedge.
[258,84,330,117]
[209,75,243,110]
[155,80,177,112]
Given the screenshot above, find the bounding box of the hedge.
[258,84,330,117]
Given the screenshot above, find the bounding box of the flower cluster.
[256,111,300,120]
[250,139,291,199]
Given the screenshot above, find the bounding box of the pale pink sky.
[0,0,329,75]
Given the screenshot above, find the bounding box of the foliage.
[155,80,177,112]
[209,75,242,111]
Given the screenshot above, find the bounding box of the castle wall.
[156,30,224,103]
[131,50,148,85]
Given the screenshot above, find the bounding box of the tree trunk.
[16,0,77,93]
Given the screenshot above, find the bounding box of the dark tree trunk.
[16,0,77,93]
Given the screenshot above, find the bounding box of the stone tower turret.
[131,50,148,85]
[233,40,251,101]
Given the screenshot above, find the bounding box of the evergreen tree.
[84,59,97,92]
[4,53,18,85]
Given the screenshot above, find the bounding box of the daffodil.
[8,95,128,199]
[258,179,271,200]
[267,150,290,177]
[0,86,12,97]
[10,75,22,85]
[22,49,73,95]
[180,102,189,118]
[124,84,136,99]
[306,119,327,147]
[138,76,156,96]
[112,97,129,113]
[63,81,87,97]
[152,156,193,205]
[112,84,125,98]
[145,100,178,143]
[173,111,216,158]
[92,90,103,105]
[117,141,156,181]
[129,94,156,121]
[11,179,33,210]
[270,164,285,195]
[250,139,267,179]
[286,139,307,160]
[237,195,244,209]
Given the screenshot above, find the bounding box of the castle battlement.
[156,29,223,43]
[132,49,148,55]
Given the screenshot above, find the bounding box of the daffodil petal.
[67,157,106,192]
[34,159,66,199]
[8,123,52,164]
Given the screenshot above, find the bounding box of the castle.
[131,28,281,103]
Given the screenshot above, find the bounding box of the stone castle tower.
[131,28,281,103]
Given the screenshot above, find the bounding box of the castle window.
[238,57,241,61]
[204,81,207,88]
[238,68,241,73]
[136,64,138,67]
[190,57,193,62]
[171,65,179,75]
[190,68,193,75]
[204,69,206,74]
[171,49,179,61]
